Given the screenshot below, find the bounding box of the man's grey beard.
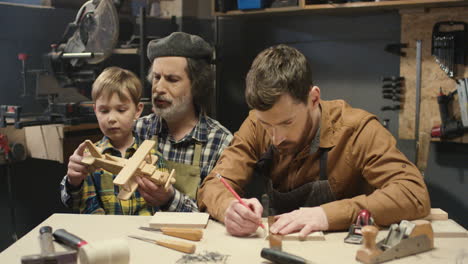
[152,94,192,122]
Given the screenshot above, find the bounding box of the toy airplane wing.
[113,140,156,186]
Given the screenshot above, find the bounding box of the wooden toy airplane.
[80,140,175,200]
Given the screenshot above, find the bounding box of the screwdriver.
[129,235,196,254]
[139,226,203,241]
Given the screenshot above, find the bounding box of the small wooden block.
[420,208,448,221]
[266,229,325,241]
[149,212,210,229]
[269,234,283,250]
[268,216,282,250]
[431,219,468,238]
[265,217,325,241]
[281,231,325,241]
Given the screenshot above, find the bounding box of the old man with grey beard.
[133,32,233,212]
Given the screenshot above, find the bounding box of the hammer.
[21,226,77,264]
[53,229,130,264]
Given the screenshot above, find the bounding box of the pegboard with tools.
[431,21,467,78]
[398,7,468,170]
[381,76,405,113]
[399,6,468,145]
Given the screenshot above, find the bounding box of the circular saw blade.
[64,0,119,65]
[85,0,119,64]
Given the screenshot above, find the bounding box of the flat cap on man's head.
[147,32,212,62]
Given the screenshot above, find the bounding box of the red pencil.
[216,173,266,229]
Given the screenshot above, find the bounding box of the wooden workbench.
[0,214,467,263]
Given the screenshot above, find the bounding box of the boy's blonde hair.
[92,67,142,105]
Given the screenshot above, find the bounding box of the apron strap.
[151,135,158,145]
[319,148,330,181]
[192,142,202,166]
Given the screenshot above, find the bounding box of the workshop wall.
[215,12,468,229]
[0,4,76,112]
[0,4,76,252]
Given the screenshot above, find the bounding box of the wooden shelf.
[0,2,52,9]
[113,48,139,55]
[214,5,303,16]
[213,0,468,16]
[62,123,99,132]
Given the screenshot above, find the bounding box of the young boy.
[60,67,168,215]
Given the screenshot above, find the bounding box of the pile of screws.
[176,251,230,264]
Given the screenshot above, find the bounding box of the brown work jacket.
[197,100,431,230]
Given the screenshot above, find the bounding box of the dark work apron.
[256,145,336,216]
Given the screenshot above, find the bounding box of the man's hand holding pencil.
[217,174,265,237]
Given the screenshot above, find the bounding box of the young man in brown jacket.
[197,44,430,237]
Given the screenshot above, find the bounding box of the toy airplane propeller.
[80,140,175,200]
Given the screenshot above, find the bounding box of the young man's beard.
[275,111,315,156]
[276,142,294,152]
[152,94,193,121]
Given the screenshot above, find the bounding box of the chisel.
[139,226,203,241]
[128,235,196,254]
